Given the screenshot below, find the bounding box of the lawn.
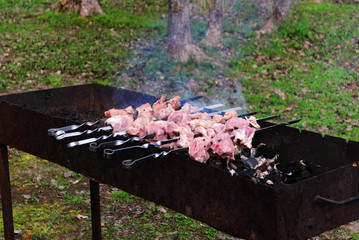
[0,0,358,238]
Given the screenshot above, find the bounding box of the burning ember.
[50,93,307,185]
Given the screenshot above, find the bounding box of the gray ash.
[207,143,312,187]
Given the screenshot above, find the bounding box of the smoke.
[114,0,275,111]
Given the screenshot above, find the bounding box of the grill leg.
[0,144,14,240]
[90,179,102,240]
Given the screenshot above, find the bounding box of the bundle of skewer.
[48,94,301,177]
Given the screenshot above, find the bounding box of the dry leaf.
[319,125,329,132]
[77,214,89,220]
[274,89,286,100]
[158,207,167,214]
[346,125,353,131]
[23,195,31,200]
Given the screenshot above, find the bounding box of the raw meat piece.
[152,94,167,112]
[190,112,212,120]
[225,117,249,130]
[194,126,215,140]
[167,96,181,110]
[211,123,226,134]
[177,132,195,148]
[168,103,193,125]
[213,114,225,124]
[247,116,260,129]
[104,106,135,117]
[223,111,238,120]
[154,104,175,120]
[211,132,235,161]
[188,137,211,163]
[152,94,177,120]
[105,115,134,133]
[232,127,256,149]
[127,109,153,137]
[188,119,216,130]
[147,120,169,141]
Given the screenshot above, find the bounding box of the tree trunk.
[275,0,292,21]
[257,0,292,35]
[200,0,223,46]
[79,0,104,17]
[58,0,104,17]
[167,0,199,62]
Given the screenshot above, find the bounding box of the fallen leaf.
[343,221,359,233]
[158,207,167,214]
[274,89,286,100]
[23,195,31,200]
[35,175,42,182]
[319,125,329,132]
[70,179,80,185]
[64,171,75,178]
[50,179,57,185]
[77,214,89,220]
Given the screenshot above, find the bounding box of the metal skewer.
[55,126,113,140]
[237,111,258,118]
[208,107,244,116]
[48,120,102,136]
[256,119,302,132]
[89,133,155,151]
[67,131,127,148]
[122,147,188,169]
[103,133,201,158]
[256,115,279,121]
[180,96,203,105]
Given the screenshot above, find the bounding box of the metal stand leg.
[90,179,102,240]
[0,144,14,240]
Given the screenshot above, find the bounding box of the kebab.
[121,118,300,169]
[55,97,224,140]
[103,108,264,163]
[68,98,263,162]
[50,93,296,169]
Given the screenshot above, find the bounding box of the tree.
[167,0,202,62]
[257,0,292,35]
[58,0,104,17]
[200,0,223,46]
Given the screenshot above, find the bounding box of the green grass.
[0,0,167,91]
[1,0,359,238]
[230,0,359,141]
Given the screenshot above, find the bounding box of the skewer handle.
[48,120,102,136]
[55,126,113,140]
[122,147,188,168]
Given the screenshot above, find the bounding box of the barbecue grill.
[0,83,359,240]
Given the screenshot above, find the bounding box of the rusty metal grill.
[1,83,359,240]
